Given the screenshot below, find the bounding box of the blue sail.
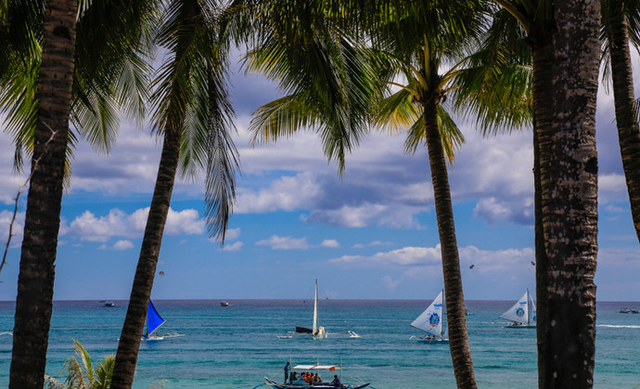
[144,300,166,338]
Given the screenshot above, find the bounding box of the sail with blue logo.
[410,290,445,339]
[500,289,536,327]
[144,300,166,338]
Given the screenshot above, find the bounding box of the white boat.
[265,362,370,389]
[500,289,537,328]
[142,300,185,340]
[278,279,361,339]
[409,289,449,343]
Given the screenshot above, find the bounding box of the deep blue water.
[0,299,638,389]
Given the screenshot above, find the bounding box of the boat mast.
[525,289,530,326]
[440,288,445,339]
[313,279,318,335]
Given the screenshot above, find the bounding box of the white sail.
[410,290,445,338]
[529,294,537,325]
[313,279,319,335]
[500,290,530,325]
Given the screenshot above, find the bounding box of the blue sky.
[1,54,639,302]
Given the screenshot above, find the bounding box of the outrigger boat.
[409,289,449,343]
[500,289,537,328]
[142,300,185,340]
[265,363,370,389]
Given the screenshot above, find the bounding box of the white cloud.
[224,228,241,241]
[221,241,243,251]
[330,245,535,274]
[352,240,394,249]
[255,235,310,250]
[382,275,401,290]
[0,210,24,244]
[113,240,134,250]
[235,172,323,214]
[320,239,340,248]
[62,207,205,242]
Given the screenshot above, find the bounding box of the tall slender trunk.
[530,40,554,389]
[111,125,183,389]
[9,1,77,388]
[538,1,600,388]
[423,96,477,389]
[606,0,640,244]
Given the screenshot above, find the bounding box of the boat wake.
[597,324,640,329]
[0,332,12,336]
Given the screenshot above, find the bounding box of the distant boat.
[143,300,184,340]
[500,289,536,328]
[220,301,230,307]
[619,308,639,313]
[103,301,115,307]
[409,289,448,343]
[278,279,361,339]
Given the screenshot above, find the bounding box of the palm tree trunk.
[111,125,183,389]
[9,1,77,388]
[537,1,600,387]
[530,40,554,389]
[423,97,477,389]
[606,0,640,244]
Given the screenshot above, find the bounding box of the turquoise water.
[0,299,638,389]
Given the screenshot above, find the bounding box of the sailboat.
[409,290,448,343]
[278,279,361,339]
[500,289,537,328]
[142,300,185,340]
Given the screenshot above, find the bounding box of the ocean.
[0,299,637,389]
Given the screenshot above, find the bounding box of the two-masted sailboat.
[500,289,537,327]
[409,289,448,343]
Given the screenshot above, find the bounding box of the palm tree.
[110,1,238,387]
[234,1,532,387]
[491,0,600,387]
[601,0,640,244]
[0,1,157,388]
[44,340,165,389]
[7,3,78,387]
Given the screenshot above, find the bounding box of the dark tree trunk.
[423,96,477,389]
[606,0,640,244]
[9,1,77,388]
[530,40,554,389]
[538,0,600,388]
[111,126,183,389]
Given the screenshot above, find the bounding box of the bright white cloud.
[331,246,442,266]
[255,235,310,250]
[62,207,205,242]
[235,172,323,214]
[113,240,134,250]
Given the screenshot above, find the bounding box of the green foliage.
[44,340,165,389]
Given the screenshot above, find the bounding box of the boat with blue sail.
[143,300,184,340]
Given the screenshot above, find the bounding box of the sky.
[1,52,639,303]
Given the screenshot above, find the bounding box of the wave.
[0,332,12,336]
[597,324,640,329]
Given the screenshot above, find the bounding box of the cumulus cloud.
[113,240,134,250]
[62,207,205,242]
[320,239,340,248]
[255,235,310,250]
[0,210,24,244]
[330,244,535,274]
[221,241,244,251]
[382,275,401,290]
[473,197,534,226]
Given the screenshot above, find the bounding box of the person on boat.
[314,373,321,383]
[283,362,291,384]
[289,371,297,383]
[331,375,343,388]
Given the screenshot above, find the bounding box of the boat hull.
[266,378,369,389]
